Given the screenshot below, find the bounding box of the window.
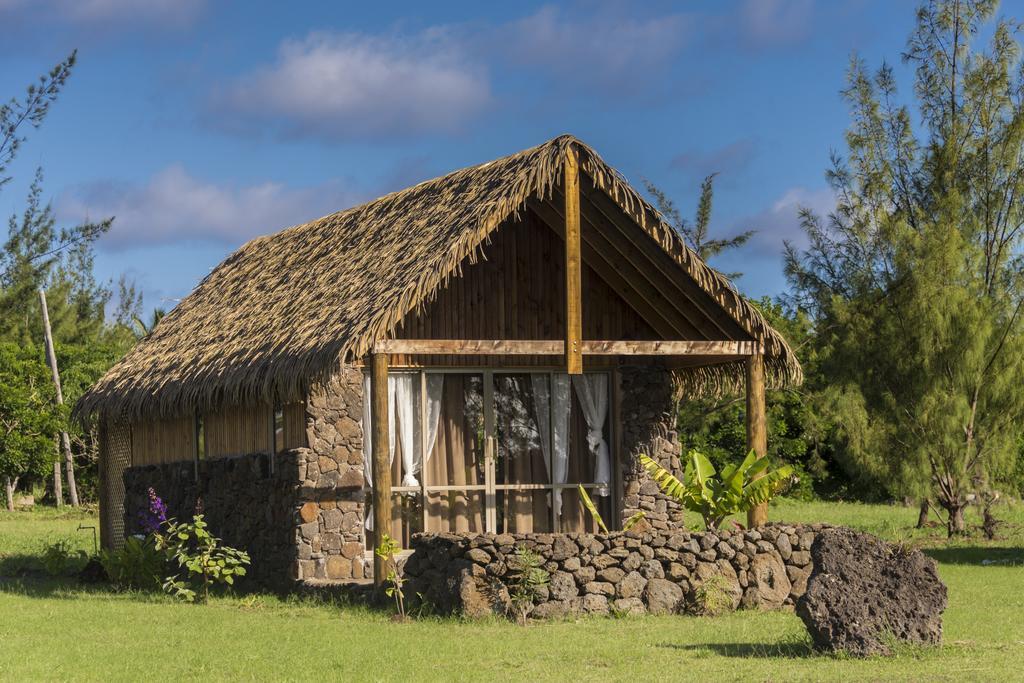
[193,413,206,479]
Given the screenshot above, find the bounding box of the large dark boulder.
[797,528,947,656]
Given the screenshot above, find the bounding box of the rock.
[612,597,646,615]
[340,541,363,559]
[582,593,610,614]
[563,557,581,571]
[667,562,689,580]
[299,502,319,523]
[325,555,352,579]
[465,548,491,564]
[622,552,642,571]
[797,528,947,656]
[573,566,596,584]
[585,581,615,596]
[789,550,811,566]
[748,553,792,609]
[550,536,578,561]
[787,564,811,599]
[644,578,684,614]
[617,571,648,599]
[775,533,792,561]
[530,600,573,619]
[549,572,579,600]
[640,559,665,579]
[686,561,741,615]
[598,567,625,583]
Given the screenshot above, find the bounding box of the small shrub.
[374,533,406,619]
[690,574,733,616]
[156,514,250,603]
[506,545,549,625]
[41,539,88,576]
[99,535,166,591]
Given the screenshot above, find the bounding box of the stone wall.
[122,364,370,587]
[619,366,685,531]
[123,451,299,586]
[404,524,826,618]
[297,366,367,581]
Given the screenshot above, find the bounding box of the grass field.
[1,500,1022,682]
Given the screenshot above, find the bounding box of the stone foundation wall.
[404,524,826,618]
[123,451,300,587]
[619,366,685,530]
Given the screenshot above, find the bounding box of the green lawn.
[1,501,1022,682]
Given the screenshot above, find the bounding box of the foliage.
[40,537,88,576]
[640,451,794,530]
[137,487,167,535]
[644,174,755,278]
[98,535,166,591]
[689,574,734,617]
[0,342,58,509]
[784,0,1024,535]
[156,515,250,603]
[577,484,645,533]
[505,544,549,625]
[373,533,405,619]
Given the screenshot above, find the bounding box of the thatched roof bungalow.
[80,135,800,587]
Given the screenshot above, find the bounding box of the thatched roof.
[77,135,802,421]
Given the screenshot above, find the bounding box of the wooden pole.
[563,145,583,375]
[746,353,768,528]
[40,289,78,507]
[370,352,392,586]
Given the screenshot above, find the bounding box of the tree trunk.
[916,498,931,528]
[40,289,78,507]
[946,503,967,537]
[4,476,16,511]
[53,456,63,508]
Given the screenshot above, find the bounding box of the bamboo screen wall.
[99,419,131,549]
[392,210,657,367]
[129,402,307,465]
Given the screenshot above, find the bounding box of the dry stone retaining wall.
[404,523,827,618]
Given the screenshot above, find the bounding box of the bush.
[156,514,250,603]
[99,535,166,591]
[41,538,88,576]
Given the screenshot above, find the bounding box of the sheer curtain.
[532,374,570,515]
[572,374,610,496]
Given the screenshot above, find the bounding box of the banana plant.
[639,449,794,530]
[577,484,646,534]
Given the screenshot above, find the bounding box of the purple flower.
[138,487,167,534]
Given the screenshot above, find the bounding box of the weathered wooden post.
[746,352,768,527]
[370,352,391,586]
[564,144,582,375]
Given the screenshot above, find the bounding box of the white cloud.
[211,30,491,141]
[737,0,815,49]
[739,186,835,254]
[502,5,690,89]
[57,165,364,249]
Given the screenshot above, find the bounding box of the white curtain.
[362,373,444,528]
[533,374,570,515]
[572,374,610,496]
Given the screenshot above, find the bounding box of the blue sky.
[0,1,975,313]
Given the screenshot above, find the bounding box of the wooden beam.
[745,353,768,528]
[370,352,392,586]
[564,145,583,374]
[373,339,759,355]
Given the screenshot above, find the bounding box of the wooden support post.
[746,353,768,528]
[40,289,78,507]
[563,145,583,375]
[370,352,392,586]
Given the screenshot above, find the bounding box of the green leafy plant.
[40,538,88,576]
[690,574,734,616]
[374,533,406,619]
[640,450,794,530]
[577,484,646,533]
[155,515,250,603]
[98,535,166,590]
[505,544,550,625]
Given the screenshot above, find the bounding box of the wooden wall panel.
[392,211,657,367]
[204,404,272,458]
[282,402,307,450]
[130,416,195,465]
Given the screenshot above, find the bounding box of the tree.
[644,174,755,278]
[0,343,58,510]
[785,0,1024,535]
